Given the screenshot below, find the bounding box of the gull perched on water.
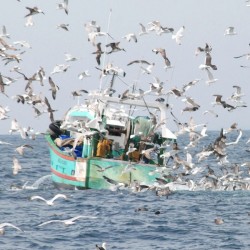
[172,26,185,45]
[31,193,67,206]
[37,215,97,227]
[214,218,224,225]
[0,223,23,235]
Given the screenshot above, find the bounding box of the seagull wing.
[37,220,62,227]
[51,193,67,203]
[0,223,22,231]
[31,195,47,202]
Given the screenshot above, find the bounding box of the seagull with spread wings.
[37,215,97,227]
[30,193,67,206]
[48,76,59,100]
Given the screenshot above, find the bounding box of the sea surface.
[1,131,250,250]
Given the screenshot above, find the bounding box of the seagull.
[93,164,114,172]
[122,33,137,42]
[24,6,45,17]
[234,53,250,60]
[156,26,174,35]
[102,175,127,191]
[203,110,218,118]
[204,68,218,85]
[195,43,212,56]
[13,40,31,49]
[127,59,151,66]
[56,0,69,15]
[152,48,171,67]
[0,140,12,145]
[56,23,69,31]
[71,89,88,98]
[64,53,77,62]
[0,25,10,39]
[0,223,23,235]
[214,218,224,225]
[106,42,126,54]
[25,16,34,27]
[37,215,97,227]
[172,26,185,45]
[48,76,59,100]
[96,242,107,250]
[182,79,201,92]
[12,157,22,175]
[9,119,21,134]
[182,96,200,109]
[224,26,237,36]
[15,144,33,156]
[199,52,217,70]
[140,62,155,74]
[228,85,245,103]
[30,193,67,206]
[78,70,91,79]
[51,64,70,74]
[92,42,104,65]
[138,23,148,36]
[225,129,242,146]
[44,96,57,122]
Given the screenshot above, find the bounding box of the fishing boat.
[45,77,177,190]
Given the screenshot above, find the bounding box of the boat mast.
[99,8,112,92]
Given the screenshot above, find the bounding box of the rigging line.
[116,75,130,87]
[99,8,112,91]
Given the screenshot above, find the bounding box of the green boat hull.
[45,134,166,190]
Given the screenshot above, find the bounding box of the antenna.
[99,8,112,91]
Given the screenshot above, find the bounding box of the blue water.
[1,131,250,250]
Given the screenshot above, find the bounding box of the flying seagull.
[30,193,67,206]
[37,215,97,227]
[92,42,104,65]
[24,6,45,17]
[106,42,126,54]
[56,0,69,15]
[48,76,59,100]
[0,223,23,235]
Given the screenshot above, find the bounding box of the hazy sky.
[1,0,250,135]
